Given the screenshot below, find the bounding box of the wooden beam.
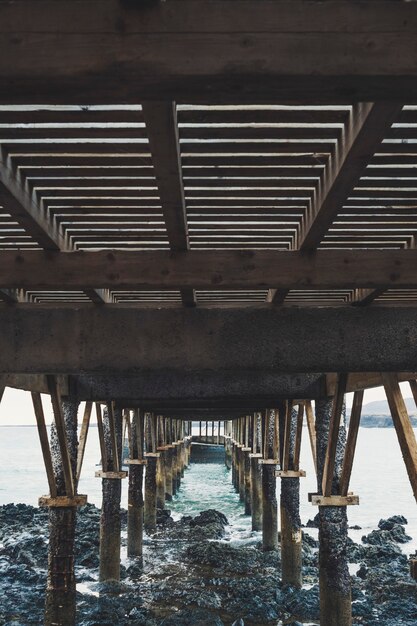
[298,103,402,251]
[96,402,108,473]
[327,372,417,396]
[46,375,75,497]
[339,389,363,496]
[2,2,417,102]
[282,402,291,471]
[76,401,92,486]
[305,400,317,475]
[382,373,417,503]
[4,249,417,291]
[106,401,120,472]
[31,391,58,498]
[322,373,348,497]
[293,404,304,471]
[142,101,195,307]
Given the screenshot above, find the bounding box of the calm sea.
[0,425,416,553]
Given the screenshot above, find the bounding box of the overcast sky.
[0,383,413,425]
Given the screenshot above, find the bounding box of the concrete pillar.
[280,406,302,588]
[250,453,263,531]
[99,406,123,582]
[316,398,351,626]
[144,453,160,532]
[45,397,79,626]
[261,460,278,551]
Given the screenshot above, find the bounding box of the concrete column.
[99,406,123,582]
[280,406,302,588]
[45,397,79,626]
[250,453,263,531]
[316,398,351,626]
[243,447,252,515]
[144,453,160,532]
[127,410,145,558]
[261,460,278,551]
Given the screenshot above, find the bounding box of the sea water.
[0,425,416,553]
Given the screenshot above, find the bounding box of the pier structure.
[2,1,417,624]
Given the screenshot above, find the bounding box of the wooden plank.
[339,389,363,496]
[31,391,57,498]
[2,2,417,102]
[282,402,291,471]
[106,401,120,472]
[76,401,92,486]
[293,403,304,471]
[382,373,417,503]
[142,101,195,307]
[39,494,87,507]
[95,402,108,473]
[305,400,317,474]
[311,494,359,507]
[46,375,75,497]
[5,249,417,291]
[322,372,348,497]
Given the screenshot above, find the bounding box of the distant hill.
[346,397,417,428]
[358,397,417,416]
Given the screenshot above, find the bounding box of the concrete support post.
[144,453,160,532]
[45,397,79,626]
[99,406,123,582]
[280,406,302,588]
[261,460,278,551]
[250,453,263,531]
[316,398,351,626]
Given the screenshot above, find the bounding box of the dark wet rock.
[302,532,318,549]
[231,619,245,626]
[184,541,271,576]
[160,608,225,625]
[350,524,362,530]
[190,509,228,528]
[304,513,319,529]
[279,584,320,622]
[362,524,412,546]
[379,515,408,530]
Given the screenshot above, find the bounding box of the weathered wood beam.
[142,101,195,307]
[32,391,58,498]
[322,373,348,496]
[2,2,417,102]
[327,372,417,395]
[76,401,92,486]
[46,375,75,497]
[382,373,417,503]
[3,307,417,374]
[298,103,402,251]
[339,389,363,496]
[305,400,317,475]
[3,249,417,291]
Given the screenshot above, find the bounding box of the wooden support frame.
[311,494,359,507]
[305,400,317,475]
[46,375,75,497]
[38,494,87,508]
[322,372,348,497]
[31,391,57,498]
[276,469,306,478]
[95,470,127,479]
[282,402,292,472]
[340,390,364,496]
[106,401,120,473]
[76,401,92,487]
[96,402,108,473]
[293,403,304,472]
[382,373,417,503]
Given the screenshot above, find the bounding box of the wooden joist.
[3,249,417,291]
[142,101,195,307]
[340,389,363,496]
[322,373,348,497]
[46,375,75,497]
[382,373,417,503]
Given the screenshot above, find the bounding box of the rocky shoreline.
[0,504,416,625]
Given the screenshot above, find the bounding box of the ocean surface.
[0,425,416,554]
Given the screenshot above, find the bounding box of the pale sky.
[0,382,413,425]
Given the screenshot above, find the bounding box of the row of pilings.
[228,401,352,626]
[38,392,353,626]
[40,398,192,626]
